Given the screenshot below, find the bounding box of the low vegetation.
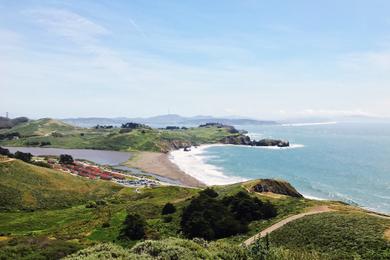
[0,160,122,211]
[269,211,390,259]
[0,158,389,259]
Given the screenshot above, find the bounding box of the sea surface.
[171,122,390,214]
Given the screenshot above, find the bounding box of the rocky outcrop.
[252,139,289,147]
[249,179,303,198]
[220,135,289,147]
[220,135,252,145]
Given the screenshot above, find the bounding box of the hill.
[0,160,388,259]
[0,118,79,137]
[0,117,28,129]
[0,159,122,211]
[0,118,243,152]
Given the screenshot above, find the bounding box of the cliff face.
[248,179,303,198]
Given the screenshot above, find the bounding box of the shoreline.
[123,151,205,187]
[169,144,247,186]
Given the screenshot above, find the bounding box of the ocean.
[170,122,390,214]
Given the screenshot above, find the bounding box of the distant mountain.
[61,114,277,127]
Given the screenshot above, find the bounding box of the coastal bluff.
[245,179,303,198]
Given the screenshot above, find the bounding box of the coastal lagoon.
[171,122,390,214]
[5,147,132,165]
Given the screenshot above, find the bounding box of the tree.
[120,213,146,240]
[222,191,277,223]
[14,151,32,162]
[162,202,176,215]
[180,193,245,240]
[59,154,74,164]
[0,147,10,156]
[199,187,218,198]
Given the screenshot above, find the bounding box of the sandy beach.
[124,151,205,187]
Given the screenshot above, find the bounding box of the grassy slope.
[0,118,79,136]
[0,162,388,259]
[0,119,238,152]
[269,211,390,259]
[0,160,122,211]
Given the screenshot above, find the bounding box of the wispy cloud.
[24,8,108,44]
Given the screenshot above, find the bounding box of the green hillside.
[0,159,122,211]
[0,118,79,137]
[0,118,240,152]
[0,160,388,259]
[269,211,390,259]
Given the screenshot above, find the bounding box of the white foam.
[169,145,247,185]
[281,121,337,127]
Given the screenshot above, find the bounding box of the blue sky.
[1,0,390,119]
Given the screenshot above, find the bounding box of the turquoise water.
[202,122,390,213]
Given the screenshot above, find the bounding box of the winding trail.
[243,205,334,246]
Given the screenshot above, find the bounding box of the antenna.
[6,112,9,118]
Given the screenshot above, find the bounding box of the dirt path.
[243,205,334,246]
[0,158,15,163]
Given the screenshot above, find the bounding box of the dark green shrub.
[161,202,176,215]
[180,193,245,240]
[200,187,218,198]
[120,213,146,240]
[59,154,74,164]
[14,151,32,162]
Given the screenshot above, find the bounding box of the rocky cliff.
[248,179,303,198]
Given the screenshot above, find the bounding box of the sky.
[1,0,390,119]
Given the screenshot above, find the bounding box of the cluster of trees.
[0,147,32,162]
[24,141,51,147]
[59,154,74,164]
[180,189,277,240]
[0,132,21,140]
[121,122,151,129]
[94,125,114,129]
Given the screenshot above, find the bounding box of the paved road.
[243,205,334,246]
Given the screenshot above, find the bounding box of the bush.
[200,187,219,198]
[222,191,277,223]
[59,154,74,164]
[31,161,51,168]
[120,213,146,240]
[180,193,246,240]
[181,191,277,240]
[0,146,10,156]
[161,202,176,215]
[14,151,32,162]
